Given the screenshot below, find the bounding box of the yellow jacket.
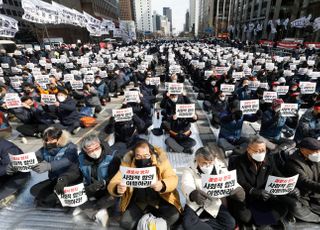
[107,146,182,213]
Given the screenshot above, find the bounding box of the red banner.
[259,40,274,46]
[276,42,299,49]
[304,42,320,49]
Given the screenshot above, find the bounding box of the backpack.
[137,213,167,230]
[80,116,97,128]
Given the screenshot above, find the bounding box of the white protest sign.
[112,108,133,122]
[265,175,299,195]
[232,71,244,80]
[56,183,88,207]
[263,91,278,103]
[248,81,261,91]
[276,86,289,95]
[266,62,275,71]
[4,93,22,109]
[83,75,94,84]
[1,63,9,69]
[300,82,316,94]
[289,64,296,70]
[240,99,259,115]
[168,83,184,95]
[149,77,160,86]
[176,104,195,118]
[41,94,57,105]
[280,103,298,117]
[70,80,84,90]
[201,170,237,198]
[9,152,38,172]
[124,90,140,103]
[204,71,213,78]
[220,84,235,95]
[253,65,262,71]
[244,68,252,76]
[63,74,74,82]
[120,166,157,188]
[34,75,50,85]
[216,67,228,75]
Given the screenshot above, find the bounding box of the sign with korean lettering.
[265,175,299,195]
[176,104,195,118]
[276,86,289,96]
[120,166,157,188]
[41,94,56,105]
[263,91,278,103]
[5,93,22,109]
[216,67,228,75]
[34,75,50,85]
[220,84,235,95]
[266,62,275,71]
[280,103,298,117]
[201,170,237,198]
[240,99,259,115]
[56,183,88,207]
[149,77,160,86]
[248,81,261,91]
[83,74,94,84]
[204,71,213,78]
[70,80,84,90]
[112,107,133,122]
[168,83,184,95]
[124,90,140,103]
[300,82,316,94]
[63,74,74,82]
[9,152,38,172]
[232,71,244,80]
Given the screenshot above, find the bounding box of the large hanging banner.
[83,11,101,36]
[0,14,19,38]
[22,0,59,24]
[119,20,137,41]
[52,1,79,27]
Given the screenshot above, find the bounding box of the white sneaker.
[95,209,108,227]
[72,207,82,216]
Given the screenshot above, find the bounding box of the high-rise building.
[230,0,320,41]
[119,0,134,21]
[163,7,172,34]
[133,0,153,33]
[152,11,161,32]
[185,10,190,32]
[189,0,200,36]
[81,0,119,20]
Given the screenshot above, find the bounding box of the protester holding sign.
[30,127,79,207]
[231,136,299,228]
[181,147,245,230]
[294,102,320,143]
[284,138,320,223]
[108,139,181,230]
[0,139,30,207]
[10,96,54,137]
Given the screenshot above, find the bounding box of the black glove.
[233,110,243,120]
[6,163,17,175]
[85,179,106,195]
[249,188,271,201]
[288,188,300,198]
[54,177,68,195]
[33,161,51,174]
[189,189,212,206]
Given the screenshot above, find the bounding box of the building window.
[6,9,11,15]
[12,10,17,16]
[0,9,4,14]
[8,0,13,5]
[14,1,18,6]
[3,0,7,4]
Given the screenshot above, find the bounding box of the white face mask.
[219,96,226,101]
[172,79,177,83]
[145,80,150,85]
[251,152,266,162]
[171,97,178,103]
[95,80,101,84]
[308,153,320,162]
[211,81,216,86]
[200,164,214,174]
[57,96,66,102]
[89,148,102,159]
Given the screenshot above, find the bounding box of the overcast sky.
[151,0,189,34]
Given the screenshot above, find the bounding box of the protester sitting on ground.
[181,146,245,230]
[0,138,30,208]
[108,139,182,230]
[284,137,320,223]
[30,127,80,207]
[10,96,54,138]
[231,136,300,229]
[42,88,81,134]
[93,75,110,105]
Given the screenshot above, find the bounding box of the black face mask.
[46,143,57,150]
[135,158,152,168]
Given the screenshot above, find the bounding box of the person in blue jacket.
[30,127,80,207]
[0,138,30,207]
[55,134,120,227]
